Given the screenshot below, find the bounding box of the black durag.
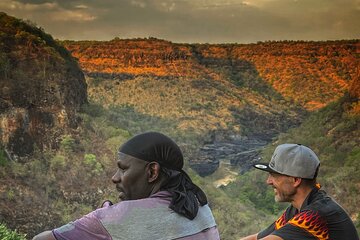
[119,132,207,220]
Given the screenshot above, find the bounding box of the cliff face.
[0,12,87,160]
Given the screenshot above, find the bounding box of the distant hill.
[64,38,359,110]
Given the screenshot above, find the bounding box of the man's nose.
[112,170,121,183]
[266,174,273,185]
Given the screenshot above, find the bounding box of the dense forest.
[0,12,359,239]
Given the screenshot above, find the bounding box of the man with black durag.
[33,132,220,240]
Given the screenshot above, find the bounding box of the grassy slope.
[85,74,301,139]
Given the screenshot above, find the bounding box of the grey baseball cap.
[253,143,320,179]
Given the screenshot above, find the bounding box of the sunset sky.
[0,0,359,43]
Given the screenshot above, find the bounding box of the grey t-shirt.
[53,191,220,240]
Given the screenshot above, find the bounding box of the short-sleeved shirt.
[257,188,359,240]
[53,191,220,240]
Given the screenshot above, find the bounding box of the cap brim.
[253,163,279,174]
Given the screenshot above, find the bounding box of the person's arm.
[32,230,56,240]
[260,235,283,240]
[240,233,258,240]
[33,200,113,240]
[240,232,284,240]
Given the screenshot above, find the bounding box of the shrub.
[50,154,66,170]
[84,154,103,175]
[0,223,26,240]
[60,135,75,153]
[0,148,8,167]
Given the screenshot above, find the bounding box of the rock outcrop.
[0,12,87,161]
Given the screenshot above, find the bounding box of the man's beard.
[274,187,296,202]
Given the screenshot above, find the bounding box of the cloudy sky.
[0,0,359,43]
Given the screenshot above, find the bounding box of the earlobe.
[147,162,160,183]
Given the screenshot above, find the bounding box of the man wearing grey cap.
[240,143,359,240]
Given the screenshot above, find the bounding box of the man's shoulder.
[94,192,171,219]
[297,190,358,238]
[305,190,346,215]
[96,194,217,240]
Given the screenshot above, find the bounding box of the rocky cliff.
[0,12,87,161]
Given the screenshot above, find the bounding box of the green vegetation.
[50,154,66,170]
[84,154,103,175]
[80,101,205,153]
[277,95,359,164]
[0,223,26,240]
[224,170,287,215]
[2,139,115,237]
[60,135,75,153]
[0,147,8,167]
[191,168,274,238]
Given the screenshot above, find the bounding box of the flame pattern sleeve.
[275,211,287,230]
[287,210,329,240]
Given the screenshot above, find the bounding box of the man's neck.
[291,186,313,211]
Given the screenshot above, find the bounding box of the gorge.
[0,12,359,239]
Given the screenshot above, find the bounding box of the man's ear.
[293,177,302,188]
[146,162,161,183]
